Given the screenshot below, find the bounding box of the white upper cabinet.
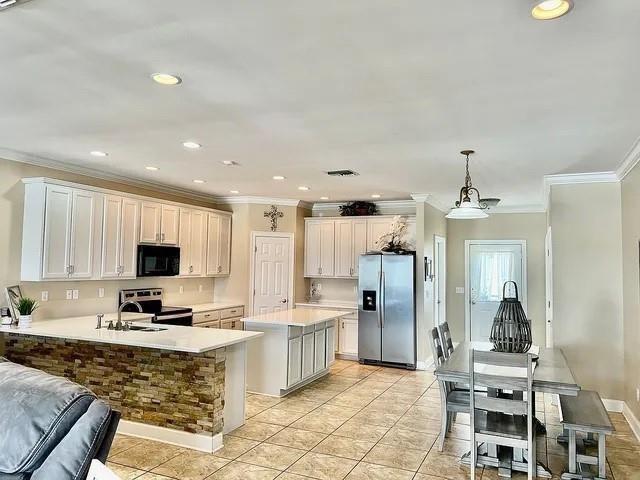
[41,185,73,279]
[304,220,335,277]
[206,212,232,276]
[366,217,394,252]
[140,201,179,245]
[335,219,367,278]
[101,195,139,279]
[180,208,207,276]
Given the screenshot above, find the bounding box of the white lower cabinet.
[326,326,336,366]
[287,336,303,387]
[314,328,326,371]
[302,333,315,379]
[339,316,359,356]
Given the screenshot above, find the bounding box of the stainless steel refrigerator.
[358,252,416,369]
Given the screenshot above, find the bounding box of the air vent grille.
[1,0,19,9]
[327,169,359,177]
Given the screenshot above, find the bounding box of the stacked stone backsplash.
[4,335,226,436]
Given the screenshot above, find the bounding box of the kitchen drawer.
[289,326,303,338]
[220,319,232,329]
[303,325,315,335]
[220,306,244,319]
[198,319,220,328]
[193,311,220,325]
[230,318,243,330]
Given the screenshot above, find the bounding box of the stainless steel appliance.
[358,252,416,369]
[136,245,180,277]
[118,288,193,326]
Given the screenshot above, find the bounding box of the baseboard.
[623,402,640,442]
[117,420,223,453]
[336,353,358,361]
[602,398,624,413]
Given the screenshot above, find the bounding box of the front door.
[468,242,526,342]
[434,236,446,326]
[252,235,291,315]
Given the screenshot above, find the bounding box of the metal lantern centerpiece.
[490,281,532,353]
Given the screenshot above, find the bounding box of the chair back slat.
[474,394,528,415]
[473,373,528,391]
[473,350,529,367]
[438,322,454,358]
[429,327,445,367]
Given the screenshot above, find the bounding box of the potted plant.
[16,297,38,329]
[339,201,378,216]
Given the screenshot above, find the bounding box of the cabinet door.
[287,336,303,387]
[179,208,192,276]
[140,201,161,244]
[326,326,336,366]
[101,195,122,278]
[352,219,368,276]
[42,185,73,279]
[160,204,180,245]
[221,319,233,330]
[217,215,231,275]
[120,198,139,278]
[367,218,393,252]
[305,221,322,276]
[190,210,207,276]
[319,221,335,277]
[69,190,96,279]
[206,213,220,276]
[341,318,359,355]
[334,220,353,278]
[302,333,315,379]
[314,328,326,371]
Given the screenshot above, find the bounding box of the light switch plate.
[98,288,105,298]
[636,388,639,403]
[72,289,79,300]
[199,284,203,293]
[179,285,184,294]
[455,287,465,294]
[66,290,73,300]
[41,291,49,302]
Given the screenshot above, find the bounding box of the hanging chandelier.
[446,150,498,220]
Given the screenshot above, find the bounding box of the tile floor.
[107,360,640,479]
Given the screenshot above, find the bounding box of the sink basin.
[128,325,167,332]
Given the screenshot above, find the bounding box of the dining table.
[434,341,580,478]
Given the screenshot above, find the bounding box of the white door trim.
[249,231,295,315]
[464,239,528,341]
[434,235,446,326]
[545,227,554,348]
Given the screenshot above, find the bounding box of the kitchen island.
[0,314,262,453]
[242,308,351,396]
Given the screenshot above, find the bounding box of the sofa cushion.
[31,399,113,480]
[0,361,95,474]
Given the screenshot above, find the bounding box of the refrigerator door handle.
[380,271,385,328]
[377,269,382,328]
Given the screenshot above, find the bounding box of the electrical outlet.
[98,288,105,298]
[316,283,322,292]
[199,284,203,293]
[66,290,73,300]
[41,291,49,302]
[72,289,79,300]
[179,285,184,294]
[455,287,465,294]
[636,388,639,403]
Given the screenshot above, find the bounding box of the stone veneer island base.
[1,315,262,453]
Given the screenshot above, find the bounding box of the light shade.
[446,199,489,220]
[531,0,573,20]
[151,73,182,85]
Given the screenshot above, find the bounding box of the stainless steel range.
[118,288,193,326]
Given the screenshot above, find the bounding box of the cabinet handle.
[161,233,165,242]
[218,265,222,273]
[189,265,193,273]
[342,321,344,329]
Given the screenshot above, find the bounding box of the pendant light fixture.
[446,150,493,220]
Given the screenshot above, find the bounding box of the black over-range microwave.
[137,245,180,277]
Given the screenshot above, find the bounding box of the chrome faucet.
[117,300,143,331]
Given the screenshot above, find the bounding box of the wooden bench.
[559,390,614,480]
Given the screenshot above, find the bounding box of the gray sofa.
[0,358,120,480]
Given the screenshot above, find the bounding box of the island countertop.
[0,314,262,353]
[241,308,350,327]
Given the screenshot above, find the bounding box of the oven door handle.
[153,313,192,321]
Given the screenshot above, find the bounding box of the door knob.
[281,299,288,304]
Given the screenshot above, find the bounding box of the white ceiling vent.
[327,169,359,177]
[0,0,30,10]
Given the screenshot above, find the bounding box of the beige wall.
[0,157,218,323]
[213,203,310,308]
[550,183,624,400]
[446,213,547,345]
[621,167,640,418]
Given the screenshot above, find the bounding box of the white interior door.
[252,234,292,315]
[467,241,526,342]
[434,235,446,326]
[545,227,554,348]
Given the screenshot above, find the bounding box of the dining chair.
[429,327,471,451]
[438,321,455,359]
[469,349,537,480]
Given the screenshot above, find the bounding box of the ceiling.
[0,1,639,209]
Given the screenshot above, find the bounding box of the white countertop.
[241,308,351,327]
[295,301,358,310]
[0,314,262,353]
[179,302,244,314]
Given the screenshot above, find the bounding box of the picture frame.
[5,285,22,323]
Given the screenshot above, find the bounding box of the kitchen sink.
[128,325,167,332]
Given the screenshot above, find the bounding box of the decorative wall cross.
[264,205,284,232]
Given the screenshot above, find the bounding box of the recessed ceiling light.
[320,196,329,200]
[183,141,201,149]
[193,179,205,184]
[273,175,286,180]
[145,166,159,171]
[298,186,310,191]
[90,151,108,157]
[151,73,182,85]
[371,194,381,198]
[230,190,239,194]
[222,160,238,166]
[531,0,573,20]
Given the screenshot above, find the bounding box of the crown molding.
[542,171,618,209]
[488,204,546,214]
[616,135,640,181]
[215,195,303,207]
[0,147,219,204]
[312,199,416,214]
[409,193,431,202]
